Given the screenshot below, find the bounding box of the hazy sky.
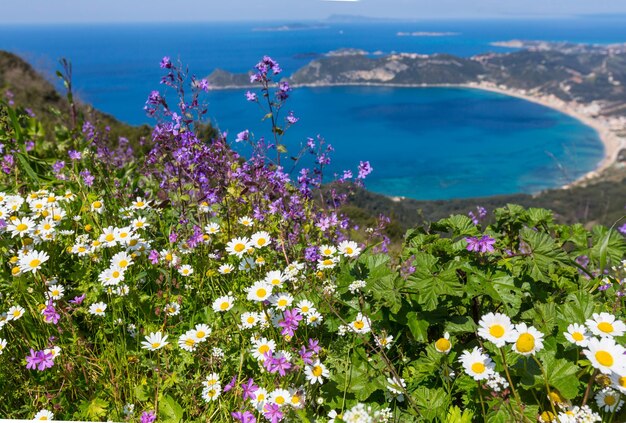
[5,0,626,23]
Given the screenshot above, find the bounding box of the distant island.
[252,23,329,32]
[205,41,626,186]
[397,31,460,37]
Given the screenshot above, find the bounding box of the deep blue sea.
[1,19,623,199]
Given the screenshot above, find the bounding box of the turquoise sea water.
[0,19,619,199]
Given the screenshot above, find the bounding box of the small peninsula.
[206,41,626,186]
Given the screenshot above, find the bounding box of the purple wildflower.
[357,161,373,179]
[286,111,299,125]
[149,250,160,264]
[80,169,94,187]
[245,91,258,102]
[140,411,157,423]
[299,346,313,365]
[68,150,82,160]
[25,349,55,371]
[224,375,237,392]
[618,223,626,236]
[241,378,259,401]
[198,78,210,92]
[160,56,172,69]
[308,338,321,354]
[43,300,60,325]
[304,245,320,262]
[232,411,256,423]
[236,130,250,143]
[25,141,35,151]
[263,403,284,423]
[278,308,302,337]
[465,235,496,253]
[69,293,86,305]
[263,352,292,376]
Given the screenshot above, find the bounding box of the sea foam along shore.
[287,80,625,189]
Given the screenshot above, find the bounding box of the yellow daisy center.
[572,332,584,341]
[435,338,451,352]
[619,376,626,388]
[301,306,309,312]
[93,201,102,208]
[596,351,614,367]
[196,331,206,338]
[516,333,535,353]
[220,302,230,310]
[257,288,267,298]
[185,339,195,346]
[112,271,120,278]
[135,201,144,207]
[322,259,333,266]
[354,320,365,330]
[598,322,615,333]
[312,366,324,377]
[29,259,41,268]
[105,234,115,242]
[12,310,21,318]
[489,324,505,338]
[259,345,270,354]
[277,299,288,307]
[257,238,266,246]
[151,342,160,348]
[605,395,617,406]
[345,247,354,254]
[16,223,28,231]
[471,362,486,374]
[247,316,255,324]
[275,396,285,405]
[234,243,245,252]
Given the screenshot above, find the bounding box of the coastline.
[210,80,625,189]
[289,81,625,189]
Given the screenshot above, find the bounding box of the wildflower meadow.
[0,56,625,422]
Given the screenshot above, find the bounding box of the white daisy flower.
[18,250,49,273]
[564,323,592,347]
[204,372,220,388]
[349,313,371,334]
[477,312,514,348]
[0,338,7,354]
[251,231,271,248]
[270,293,294,310]
[240,312,260,329]
[238,257,256,272]
[264,270,286,288]
[509,323,544,356]
[202,384,222,402]
[205,222,220,235]
[44,346,61,359]
[238,216,254,227]
[131,217,149,230]
[98,266,125,286]
[218,264,234,274]
[47,284,65,300]
[178,264,193,277]
[583,337,626,374]
[251,387,268,410]
[8,217,36,237]
[317,256,339,270]
[296,299,315,316]
[141,331,169,351]
[459,347,495,381]
[212,295,235,312]
[586,312,626,338]
[178,332,197,352]
[164,302,180,316]
[89,302,107,316]
[319,245,337,257]
[7,305,25,321]
[338,240,361,258]
[111,251,133,269]
[226,237,252,257]
[33,409,54,420]
[131,197,150,210]
[269,389,292,407]
[306,310,323,327]
[595,387,623,413]
[250,337,276,360]
[114,227,134,245]
[305,360,329,384]
[610,371,626,395]
[99,226,117,246]
[91,200,105,214]
[194,324,211,342]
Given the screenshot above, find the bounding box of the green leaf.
[541,354,581,399]
[413,386,450,421]
[85,397,109,420]
[445,405,474,423]
[481,274,524,316]
[518,228,569,281]
[159,394,184,422]
[406,312,429,342]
